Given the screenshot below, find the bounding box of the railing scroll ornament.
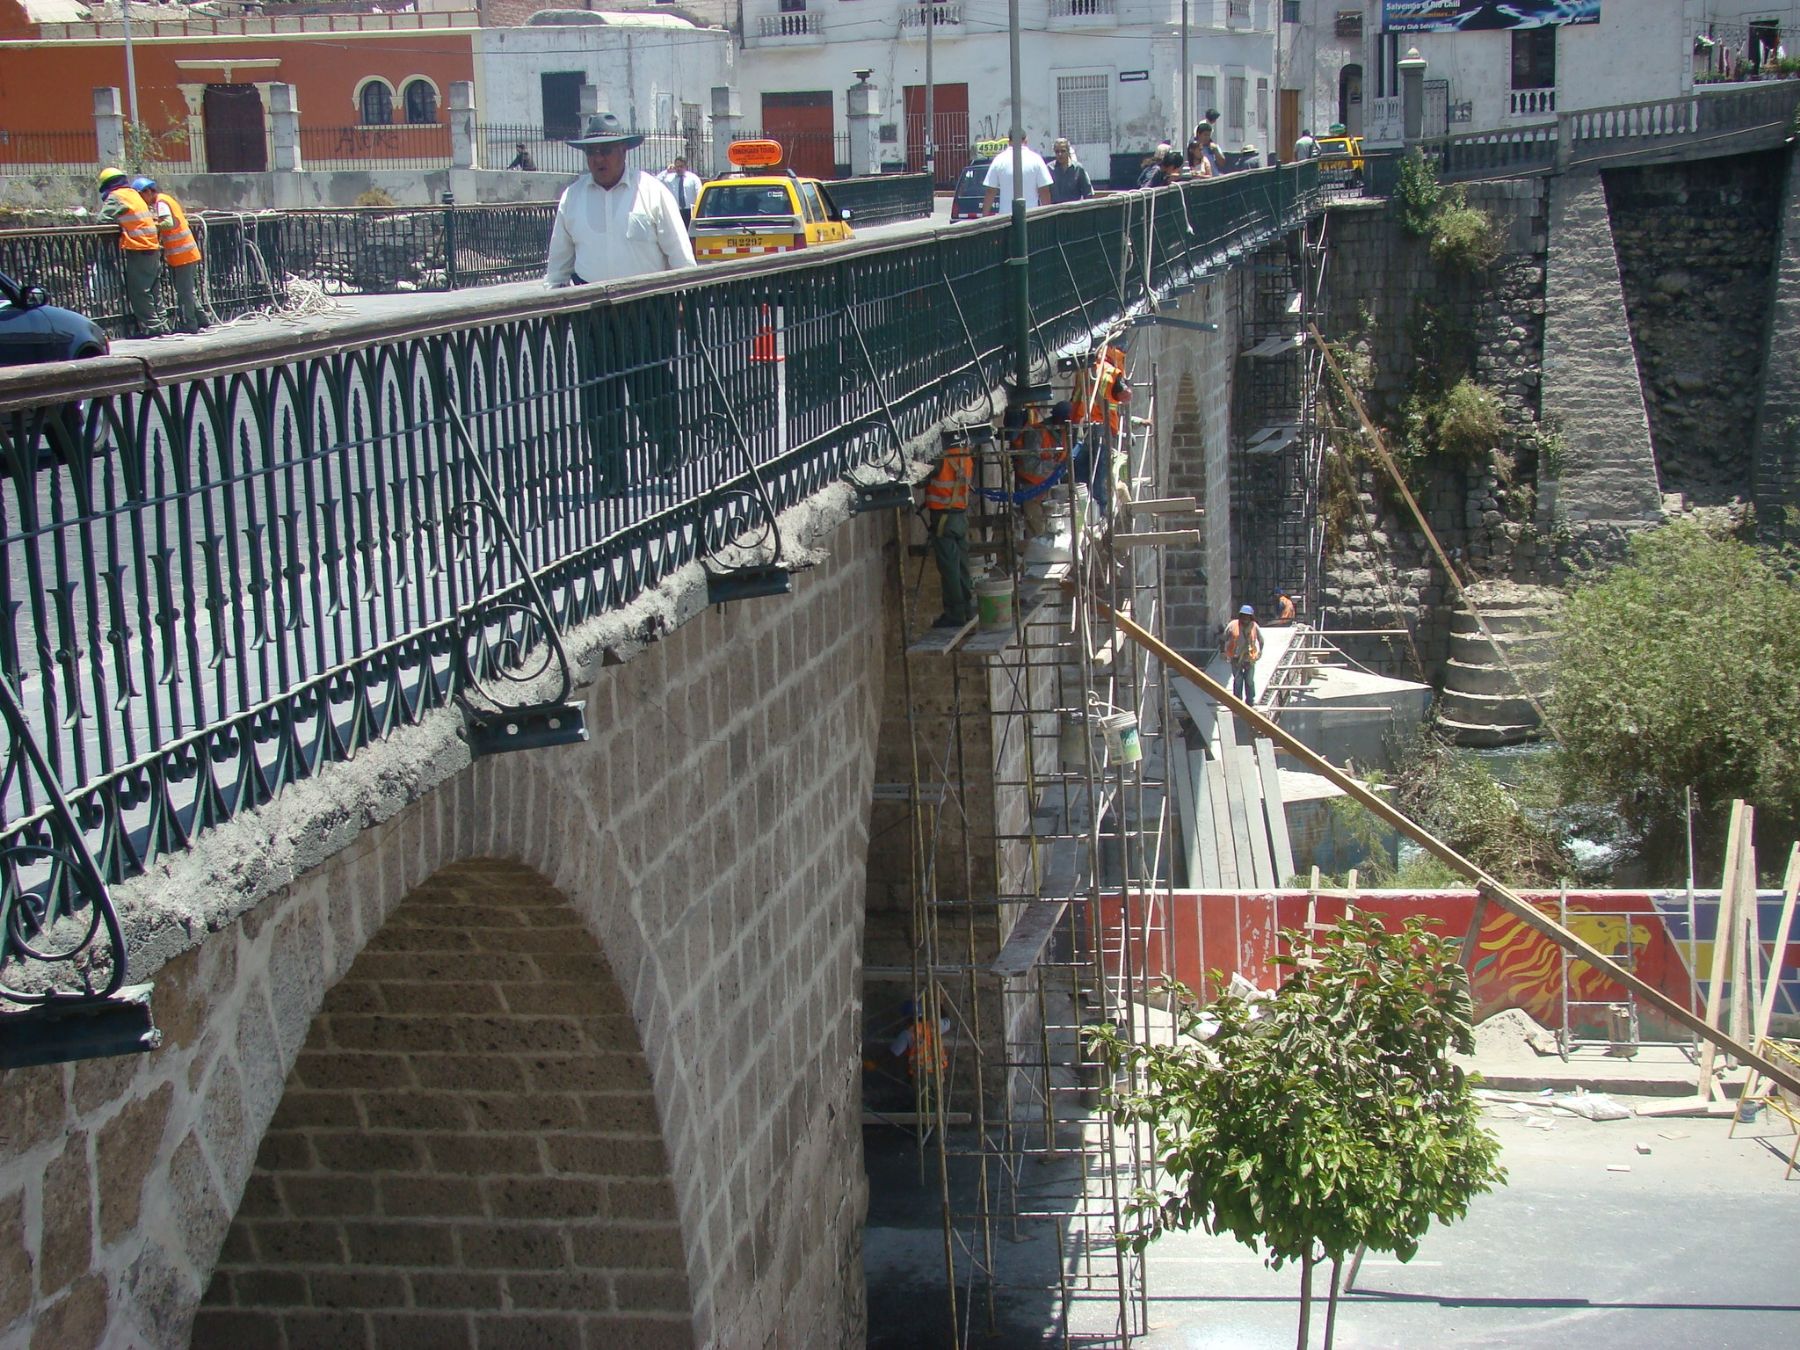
[0,673,159,1067]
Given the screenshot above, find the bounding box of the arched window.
[403,79,438,125]
[359,80,393,127]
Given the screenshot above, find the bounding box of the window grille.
[1057,74,1111,145]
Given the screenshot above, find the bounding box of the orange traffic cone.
[750,304,782,363]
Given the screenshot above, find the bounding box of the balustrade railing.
[1509,87,1556,117]
[757,11,822,37]
[1049,0,1115,18]
[899,3,962,29]
[1419,124,1558,181]
[0,163,1320,898]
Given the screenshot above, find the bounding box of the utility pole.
[121,0,139,126]
[1007,0,1030,395]
[1181,0,1191,149]
[925,0,936,185]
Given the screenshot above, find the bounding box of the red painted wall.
[0,31,473,138]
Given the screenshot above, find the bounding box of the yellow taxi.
[690,139,855,262]
[1315,133,1366,186]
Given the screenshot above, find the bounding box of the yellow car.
[1315,134,1366,185]
[690,139,855,262]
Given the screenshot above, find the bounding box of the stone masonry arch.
[191,858,690,1348]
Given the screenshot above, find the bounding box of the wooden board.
[1205,746,1238,890]
[1115,530,1203,548]
[1245,332,1304,358]
[1255,738,1296,885]
[906,617,975,654]
[1190,749,1218,888]
[1698,802,1747,1089]
[1222,745,1258,891]
[1236,745,1276,888]
[991,900,1072,978]
[1128,496,1201,516]
[1755,843,1800,1045]
[1172,734,1201,889]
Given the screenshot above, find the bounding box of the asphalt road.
[865,1096,1800,1348]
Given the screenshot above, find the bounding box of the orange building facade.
[0,4,476,172]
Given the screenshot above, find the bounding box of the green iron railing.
[0,163,1319,999]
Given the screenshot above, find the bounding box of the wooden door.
[903,83,970,188]
[761,91,835,180]
[1278,89,1300,161]
[203,84,266,173]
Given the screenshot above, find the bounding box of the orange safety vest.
[905,1018,946,1077]
[924,447,972,511]
[1011,421,1067,486]
[1223,618,1262,665]
[106,187,160,251]
[156,193,201,267]
[1276,594,1295,623]
[1072,344,1130,434]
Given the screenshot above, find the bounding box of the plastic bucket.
[975,576,1014,631]
[1098,711,1141,764]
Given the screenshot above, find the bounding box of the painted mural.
[1100,890,1797,1043]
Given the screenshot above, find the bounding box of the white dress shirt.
[657,168,704,213]
[544,167,697,286]
[982,147,1054,209]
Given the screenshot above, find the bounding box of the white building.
[736,0,1279,186]
[1344,1,1800,145]
[473,10,735,167]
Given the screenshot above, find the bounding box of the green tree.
[1553,521,1800,857]
[1092,915,1504,1349]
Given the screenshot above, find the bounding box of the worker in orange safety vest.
[98,167,170,337]
[1273,588,1296,625]
[1006,401,1070,538]
[135,178,208,333]
[1072,343,1130,514]
[893,999,948,1079]
[924,433,975,628]
[1223,604,1263,703]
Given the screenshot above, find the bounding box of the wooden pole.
[1753,843,1800,1047]
[1072,589,1800,1098]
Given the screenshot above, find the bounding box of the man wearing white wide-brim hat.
[545,111,695,286]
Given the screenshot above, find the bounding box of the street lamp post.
[1007,0,1030,395]
[121,0,140,126]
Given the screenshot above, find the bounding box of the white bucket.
[975,576,1014,631]
[1098,711,1141,764]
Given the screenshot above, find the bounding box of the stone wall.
[0,500,888,1350]
[1753,150,1800,544]
[1315,184,1554,679]
[1604,150,1787,509]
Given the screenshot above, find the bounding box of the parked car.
[0,269,111,459]
[0,269,108,367]
[1315,134,1366,186]
[690,139,854,262]
[950,138,1008,221]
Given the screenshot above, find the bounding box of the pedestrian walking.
[1292,128,1318,161]
[97,167,168,337]
[1223,605,1263,703]
[1049,138,1093,203]
[544,112,695,286]
[982,134,1054,214]
[924,432,975,629]
[134,178,207,333]
[656,155,704,227]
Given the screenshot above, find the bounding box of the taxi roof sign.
[974,138,1009,158]
[727,139,785,169]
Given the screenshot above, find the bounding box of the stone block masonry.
[1542,173,1665,547]
[1753,148,1800,543]
[0,501,890,1349]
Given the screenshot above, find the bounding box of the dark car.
[950,155,995,222]
[0,269,108,367]
[0,269,112,458]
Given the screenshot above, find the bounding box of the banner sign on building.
[1383,1,1599,32]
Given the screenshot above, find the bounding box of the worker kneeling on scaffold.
[1006,401,1071,539]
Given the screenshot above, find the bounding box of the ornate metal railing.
[0,215,291,336]
[0,162,1319,903]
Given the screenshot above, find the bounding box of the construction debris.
[1470,1008,1562,1061]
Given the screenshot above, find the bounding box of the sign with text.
[1382,1,1598,32]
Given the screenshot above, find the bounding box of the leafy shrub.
[1553,520,1800,854]
[354,187,398,208]
[1431,195,1503,272]
[1394,150,1442,238]
[1403,377,1504,465]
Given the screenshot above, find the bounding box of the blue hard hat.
[1240,604,1255,615]
[131,176,157,193]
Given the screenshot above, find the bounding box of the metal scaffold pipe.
[1072,584,1800,1101]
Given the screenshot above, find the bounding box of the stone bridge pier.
[0,504,887,1349]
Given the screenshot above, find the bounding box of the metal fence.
[0,162,1321,890]
[0,215,289,333]
[476,124,695,179]
[0,130,101,177]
